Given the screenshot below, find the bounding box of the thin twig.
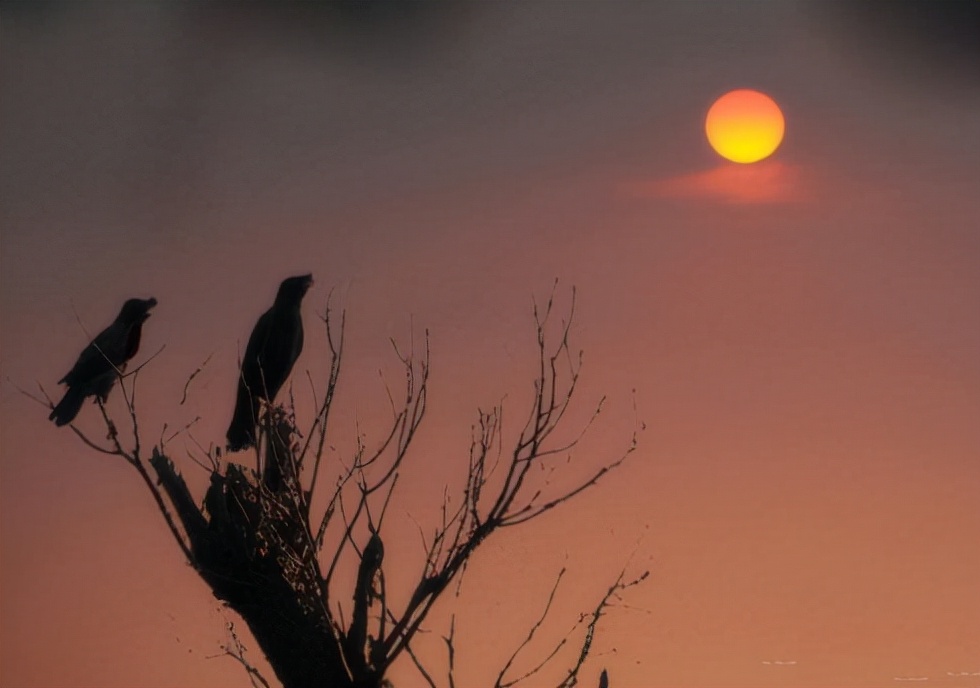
[495,566,568,687]
[180,351,214,405]
[206,621,271,688]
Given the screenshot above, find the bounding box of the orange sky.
[2,2,978,687]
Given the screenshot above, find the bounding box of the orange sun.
[705,89,785,164]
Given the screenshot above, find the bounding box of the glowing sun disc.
[706,89,785,164]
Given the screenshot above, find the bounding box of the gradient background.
[2,2,978,687]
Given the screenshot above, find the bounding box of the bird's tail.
[226,390,260,452]
[49,387,86,426]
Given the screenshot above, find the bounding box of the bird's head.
[118,297,158,325]
[276,274,314,304]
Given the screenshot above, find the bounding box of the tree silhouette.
[37,287,645,688]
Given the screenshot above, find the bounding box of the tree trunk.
[150,449,362,688]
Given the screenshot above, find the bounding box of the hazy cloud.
[623,161,808,205]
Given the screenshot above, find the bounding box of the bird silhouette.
[226,274,312,452]
[50,297,158,426]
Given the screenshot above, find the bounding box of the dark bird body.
[50,297,158,426]
[226,274,312,452]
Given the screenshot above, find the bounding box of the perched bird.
[226,274,313,452]
[49,297,158,426]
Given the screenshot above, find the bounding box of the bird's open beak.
[144,297,158,318]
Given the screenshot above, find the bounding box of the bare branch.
[67,424,125,456]
[207,621,271,688]
[445,615,458,688]
[180,351,214,405]
[121,343,166,379]
[556,569,649,688]
[303,298,346,493]
[403,638,439,688]
[495,566,568,688]
[500,433,636,527]
[69,300,94,342]
[305,369,319,415]
[9,378,52,409]
[186,432,220,473]
[159,416,201,449]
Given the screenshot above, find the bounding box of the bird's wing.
[60,321,127,386]
[292,316,304,368]
[239,307,275,397]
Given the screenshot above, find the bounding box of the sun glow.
[705,89,785,164]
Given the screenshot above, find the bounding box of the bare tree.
[35,287,645,688]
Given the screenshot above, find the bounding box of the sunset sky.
[2,2,978,687]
